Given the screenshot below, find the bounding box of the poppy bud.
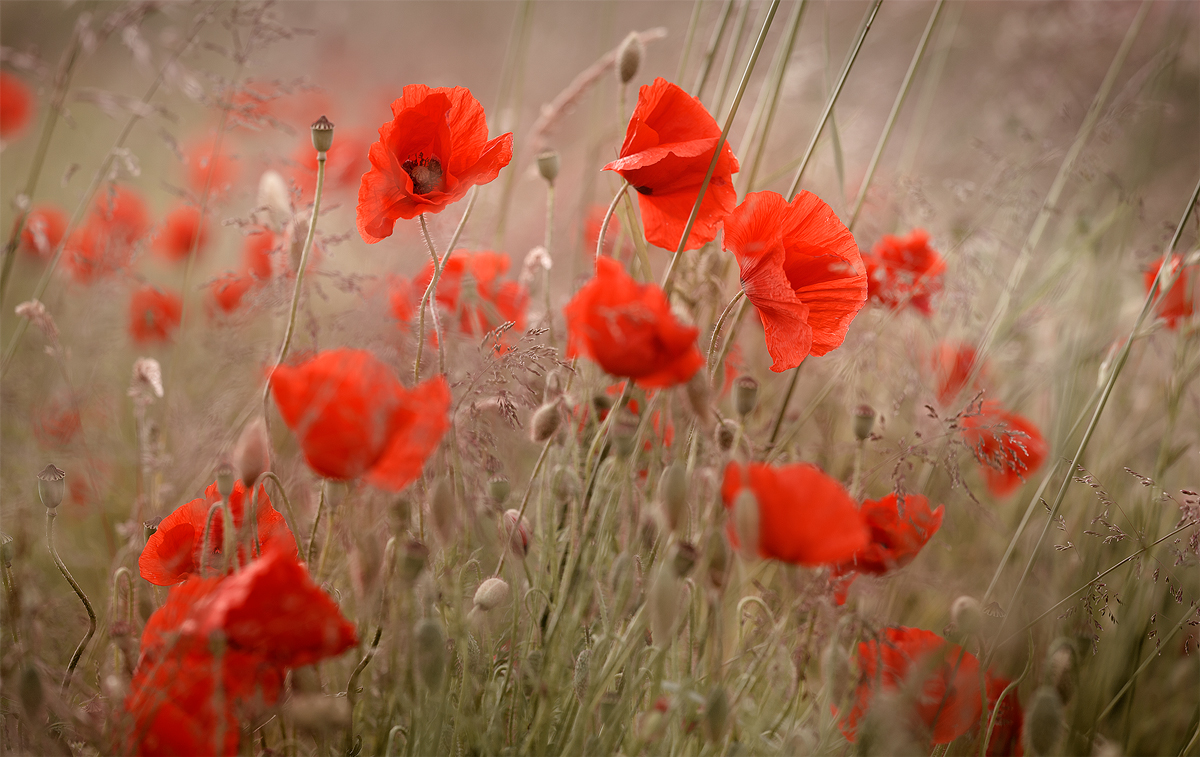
[488,476,511,506]
[1024,686,1064,756]
[473,576,511,613]
[703,685,729,742]
[1045,638,1076,704]
[429,477,457,544]
[684,370,712,426]
[257,169,292,229]
[670,541,698,578]
[732,490,760,561]
[617,31,643,84]
[657,463,688,533]
[611,406,639,458]
[648,567,681,644]
[37,464,65,509]
[501,509,531,559]
[531,401,562,443]
[715,419,737,451]
[19,664,43,717]
[591,392,614,415]
[310,115,334,154]
[707,530,730,589]
[609,551,638,619]
[854,404,876,441]
[599,691,620,726]
[573,647,590,704]
[400,539,429,581]
[215,461,235,501]
[552,464,579,500]
[0,532,12,568]
[950,595,983,637]
[536,150,560,185]
[414,617,446,689]
[734,376,758,418]
[234,417,270,487]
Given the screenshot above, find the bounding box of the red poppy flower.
[864,229,946,315]
[829,492,944,604]
[978,675,1024,757]
[293,129,369,195]
[17,204,67,259]
[415,250,529,335]
[1145,254,1196,329]
[723,191,867,372]
[185,138,238,196]
[388,274,416,330]
[357,85,514,242]
[129,285,182,344]
[64,187,149,283]
[242,226,276,280]
[564,257,704,388]
[838,626,983,745]
[721,462,868,566]
[154,205,210,262]
[603,78,739,252]
[207,272,255,316]
[270,348,451,491]
[33,397,81,448]
[0,71,34,140]
[138,479,297,586]
[934,342,986,407]
[960,401,1048,498]
[93,185,149,242]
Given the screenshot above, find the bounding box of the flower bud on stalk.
[707,530,730,590]
[473,577,511,613]
[636,697,670,743]
[501,509,531,559]
[715,419,737,452]
[670,541,699,578]
[1024,686,1064,756]
[658,463,688,533]
[734,376,758,418]
[310,115,334,153]
[611,406,640,458]
[400,539,429,581]
[1,532,13,568]
[854,404,876,441]
[1045,638,1077,704]
[37,464,65,509]
[949,595,983,638]
[536,150,560,185]
[234,417,270,487]
[684,371,712,428]
[617,31,643,84]
[531,400,562,443]
[215,461,235,502]
[414,617,447,689]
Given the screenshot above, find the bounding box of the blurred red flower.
[960,401,1048,498]
[721,462,868,566]
[207,272,255,316]
[128,285,182,344]
[829,492,944,604]
[864,229,946,315]
[934,341,986,407]
[185,138,238,196]
[838,626,983,745]
[138,479,297,586]
[64,186,149,283]
[243,226,276,280]
[17,204,67,259]
[357,85,513,242]
[0,70,34,140]
[603,78,739,252]
[154,205,210,262]
[270,348,451,491]
[1144,254,1196,329]
[978,675,1024,757]
[293,129,369,195]
[33,397,81,448]
[388,274,416,330]
[564,256,704,388]
[415,250,529,335]
[723,190,867,372]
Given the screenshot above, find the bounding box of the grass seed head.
[617,31,642,84]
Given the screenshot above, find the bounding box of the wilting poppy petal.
[960,401,1048,498]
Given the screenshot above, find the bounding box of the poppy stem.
[766,360,802,449]
[595,181,629,263]
[46,508,96,696]
[707,289,746,379]
[413,189,479,383]
[306,480,326,566]
[256,471,298,548]
[417,214,448,377]
[494,434,554,578]
[543,181,556,344]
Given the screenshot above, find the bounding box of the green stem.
[306,480,326,566]
[47,508,96,695]
[417,214,448,377]
[707,290,746,378]
[595,181,630,262]
[543,180,556,344]
[692,0,737,99]
[413,189,478,383]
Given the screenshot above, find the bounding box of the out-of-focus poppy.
[960,401,1048,498]
[129,285,182,344]
[242,226,276,280]
[32,396,81,448]
[154,205,209,262]
[1144,254,1196,329]
[721,462,868,566]
[0,71,34,140]
[838,626,983,745]
[934,342,986,407]
[388,274,416,330]
[270,348,450,491]
[94,185,150,242]
[864,229,946,315]
[603,78,739,252]
[564,256,704,388]
[978,675,1024,757]
[64,186,149,283]
[723,190,868,372]
[357,85,513,242]
[185,138,238,196]
[207,272,255,316]
[17,204,67,259]
[414,250,528,335]
[138,479,297,586]
[829,492,944,604]
[293,129,369,195]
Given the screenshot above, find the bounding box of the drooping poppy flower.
[934,342,987,407]
[292,129,369,195]
[154,205,209,262]
[270,348,451,491]
[864,229,946,315]
[357,85,514,242]
[838,626,983,745]
[185,138,238,196]
[829,492,944,604]
[414,250,529,335]
[17,204,67,259]
[242,226,276,280]
[960,401,1048,498]
[207,272,255,316]
[138,479,297,586]
[0,71,34,140]
[564,256,704,388]
[603,78,738,252]
[723,190,868,372]
[721,462,868,566]
[1144,254,1196,329]
[129,285,182,344]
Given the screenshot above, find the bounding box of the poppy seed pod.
[502,509,531,559]
[658,463,688,533]
[734,376,758,417]
[531,401,562,443]
[670,541,698,578]
[536,150,560,185]
[234,417,271,487]
[1024,686,1064,756]
[617,31,643,84]
[310,115,334,154]
[488,476,511,505]
[0,533,13,568]
[473,576,511,612]
[854,404,876,441]
[611,406,640,458]
[950,595,983,637]
[215,461,235,501]
[414,617,447,689]
[573,647,590,704]
[732,489,760,561]
[429,477,458,544]
[37,464,65,509]
[703,685,729,742]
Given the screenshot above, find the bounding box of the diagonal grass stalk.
[692,0,737,99]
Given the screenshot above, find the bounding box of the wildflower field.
[1,1,1198,755]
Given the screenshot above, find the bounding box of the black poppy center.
[402,152,445,195]
[634,185,653,195]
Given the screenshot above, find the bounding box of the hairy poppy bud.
[573,647,590,704]
[617,31,643,84]
[531,401,562,443]
[670,541,698,578]
[488,476,511,506]
[854,404,876,441]
[473,577,511,613]
[414,617,446,689]
[734,376,758,418]
[715,419,736,451]
[1024,686,1064,756]
[536,150,560,185]
[658,463,688,533]
[310,115,334,154]
[684,371,712,426]
[215,461,235,501]
[429,477,457,544]
[591,392,614,415]
[703,685,729,742]
[732,489,760,561]
[551,464,579,500]
[1045,638,1076,704]
[234,417,270,487]
[37,464,65,509]
[400,539,429,581]
[707,530,730,589]
[950,595,983,637]
[502,509,531,558]
[648,567,681,643]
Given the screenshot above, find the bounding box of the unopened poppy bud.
[599,691,620,725]
[649,567,681,643]
[950,595,983,637]
[536,149,560,185]
[734,376,758,417]
[716,419,736,451]
[310,115,334,153]
[854,404,876,441]
[1024,686,1064,756]
[531,401,562,443]
[37,464,65,509]
[473,576,511,612]
[707,530,730,589]
[732,490,760,561]
[591,393,614,415]
[573,647,590,704]
[400,539,429,581]
[414,617,446,689]
[215,461,235,501]
[234,417,270,487]
[617,31,643,84]
[1045,638,1076,704]
[488,476,511,505]
[285,694,351,733]
[502,509,531,558]
[670,541,698,578]
[658,463,688,533]
[703,685,729,742]
[429,477,457,544]
[684,370,711,425]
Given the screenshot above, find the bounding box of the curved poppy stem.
[255,471,298,545]
[417,214,448,377]
[596,181,629,263]
[47,508,96,696]
[413,190,477,383]
[707,289,746,379]
[198,502,225,575]
[306,480,327,566]
[494,434,554,578]
[766,360,802,449]
[112,566,134,629]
